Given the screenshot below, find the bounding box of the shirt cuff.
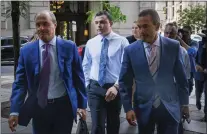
[10,112,19,116]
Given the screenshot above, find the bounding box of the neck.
[134,35,140,40]
[183,37,190,44]
[102,29,112,37]
[42,35,55,44]
[149,34,158,45]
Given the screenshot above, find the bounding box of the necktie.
[37,44,51,108]
[148,44,158,77]
[148,44,160,108]
[98,38,109,86]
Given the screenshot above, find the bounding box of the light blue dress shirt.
[39,36,66,99]
[82,31,129,87]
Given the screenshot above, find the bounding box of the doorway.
[50,1,89,46]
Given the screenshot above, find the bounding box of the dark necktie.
[37,44,51,108]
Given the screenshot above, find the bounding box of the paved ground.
[1,75,207,134]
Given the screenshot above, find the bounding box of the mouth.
[39,33,48,36]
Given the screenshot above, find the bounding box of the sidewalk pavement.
[1,75,206,134]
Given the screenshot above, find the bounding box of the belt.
[47,95,68,104]
[90,79,114,89]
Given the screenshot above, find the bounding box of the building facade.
[160,1,206,33]
[1,1,157,45]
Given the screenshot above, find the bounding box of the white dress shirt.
[82,31,129,87]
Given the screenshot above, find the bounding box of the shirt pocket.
[108,46,122,60]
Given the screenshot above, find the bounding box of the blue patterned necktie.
[37,44,51,108]
[98,38,109,86]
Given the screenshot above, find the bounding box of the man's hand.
[77,109,87,121]
[196,65,204,72]
[181,105,190,121]
[8,115,18,132]
[105,86,118,102]
[126,110,137,126]
[176,35,182,42]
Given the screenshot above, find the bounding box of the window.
[7,39,13,45]
[1,39,5,46]
[172,1,175,18]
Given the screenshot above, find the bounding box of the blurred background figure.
[164,22,191,134]
[195,28,207,122]
[164,22,191,80]
[126,21,140,44]
[177,25,199,95]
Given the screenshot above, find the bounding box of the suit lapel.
[31,40,40,76]
[56,37,66,79]
[156,35,165,80]
[134,40,152,78]
[29,40,40,88]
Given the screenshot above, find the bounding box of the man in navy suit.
[8,10,87,134]
[119,9,189,134]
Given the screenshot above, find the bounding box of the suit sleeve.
[119,47,134,113]
[115,38,130,85]
[10,48,27,113]
[72,44,87,109]
[174,43,189,106]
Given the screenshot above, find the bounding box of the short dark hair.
[95,10,113,21]
[165,22,174,27]
[165,22,178,32]
[165,22,178,29]
[138,9,160,26]
[183,25,192,33]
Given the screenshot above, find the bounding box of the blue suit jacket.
[119,36,189,125]
[10,37,87,126]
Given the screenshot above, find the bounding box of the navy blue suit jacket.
[10,37,87,126]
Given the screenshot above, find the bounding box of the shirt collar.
[144,35,160,48]
[39,36,56,47]
[99,31,115,41]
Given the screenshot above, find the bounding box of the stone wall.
[1,1,49,37]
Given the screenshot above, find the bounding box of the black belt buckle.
[47,99,55,104]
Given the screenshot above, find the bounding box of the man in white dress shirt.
[82,10,129,134]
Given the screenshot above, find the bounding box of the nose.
[38,25,44,30]
[139,28,145,35]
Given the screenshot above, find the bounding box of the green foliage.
[177,4,206,31]
[86,1,126,24]
[2,1,29,19]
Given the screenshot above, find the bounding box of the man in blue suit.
[8,10,87,134]
[119,9,189,134]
